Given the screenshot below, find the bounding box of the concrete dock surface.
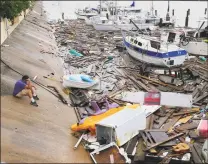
[1,1,91,163]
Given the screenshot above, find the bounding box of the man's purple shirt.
[13,80,26,96]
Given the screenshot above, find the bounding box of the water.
[43,1,207,28]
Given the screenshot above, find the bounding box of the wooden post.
[166,12,170,21]
[180,68,183,79]
[169,69,171,75]
[172,9,174,16]
[185,9,190,27]
[205,8,207,15]
[159,18,163,27]
[175,71,177,78]
[155,10,157,16]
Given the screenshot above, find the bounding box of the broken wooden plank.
[192,87,199,99]
[190,144,203,164]
[175,122,198,131]
[146,115,151,130]
[161,116,181,131]
[172,110,198,116]
[123,135,138,157]
[144,133,184,151]
[136,73,183,91]
[149,115,155,129]
[149,131,176,147]
[141,131,176,147]
[193,93,208,103]
[133,137,146,162]
[126,74,150,91]
[153,111,173,129]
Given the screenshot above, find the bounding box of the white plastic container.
[96,106,146,146]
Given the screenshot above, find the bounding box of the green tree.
[0,1,31,22]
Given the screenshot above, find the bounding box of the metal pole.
[100,0,101,14]
[74,133,85,150]
[151,0,154,16]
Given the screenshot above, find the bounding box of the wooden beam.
[144,133,184,151]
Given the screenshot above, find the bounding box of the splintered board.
[92,146,126,163]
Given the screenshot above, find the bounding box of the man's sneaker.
[30,101,38,107]
[33,95,39,100]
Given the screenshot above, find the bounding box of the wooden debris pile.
[50,19,208,164]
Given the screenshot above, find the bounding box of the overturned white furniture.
[95,106,146,147]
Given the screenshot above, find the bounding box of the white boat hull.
[93,23,155,31]
[180,41,208,56]
[76,15,87,20]
[125,46,187,67]
[76,13,98,20]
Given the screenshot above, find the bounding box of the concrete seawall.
[1,1,91,163]
[1,9,30,45]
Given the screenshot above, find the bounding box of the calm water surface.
[43,1,207,28]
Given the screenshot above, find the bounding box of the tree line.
[0,1,32,23]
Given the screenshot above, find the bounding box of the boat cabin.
[129,36,161,51]
[160,30,182,45]
[118,7,142,17]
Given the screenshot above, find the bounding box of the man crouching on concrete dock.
[13,75,39,107]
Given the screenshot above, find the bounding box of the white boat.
[160,18,208,56]
[62,74,98,89]
[93,19,156,31]
[85,1,116,26]
[92,1,158,31]
[75,7,98,20]
[122,31,188,67]
[118,1,160,26]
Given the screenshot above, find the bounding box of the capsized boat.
[62,74,98,89]
[122,30,188,67]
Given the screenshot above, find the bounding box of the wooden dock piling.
[185,9,190,27]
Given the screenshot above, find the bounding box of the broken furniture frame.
[89,142,131,164]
